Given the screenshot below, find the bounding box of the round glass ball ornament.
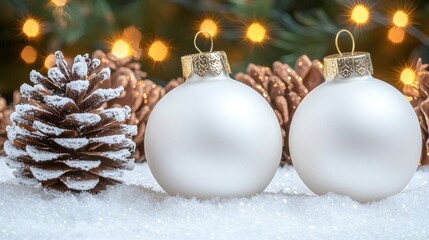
[145,32,282,198]
[289,30,421,202]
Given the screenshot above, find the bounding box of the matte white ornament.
[289,30,422,202]
[145,31,282,198]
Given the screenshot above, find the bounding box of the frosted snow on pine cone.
[4,51,137,192]
[235,55,324,165]
[0,96,12,154]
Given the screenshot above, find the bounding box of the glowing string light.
[23,18,40,38]
[393,10,409,28]
[51,0,67,7]
[148,40,169,62]
[200,19,218,37]
[246,22,266,43]
[20,46,37,64]
[400,68,416,85]
[44,54,56,69]
[351,5,370,24]
[111,39,131,58]
[388,27,405,43]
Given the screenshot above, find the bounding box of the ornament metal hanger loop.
[335,29,355,56]
[194,30,214,53]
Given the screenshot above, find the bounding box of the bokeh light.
[393,10,409,28]
[199,19,218,37]
[22,18,40,38]
[20,46,37,64]
[246,22,266,43]
[388,27,405,44]
[351,5,370,24]
[400,68,416,85]
[51,0,67,7]
[111,39,130,58]
[44,54,56,69]
[148,40,169,62]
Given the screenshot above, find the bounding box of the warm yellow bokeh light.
[351,5,370,24]
[393,10,409,27]
[246,23,266,43]
[148,40,169,62]
[51,0,67,7]
[23,18,40,38]
[111,39,130,58]
[400,68,416,85]
[388,27,405,43]
[200,19,218,37]
[44,54,56,69]
[20,46,37,64]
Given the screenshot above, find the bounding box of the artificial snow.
[101,106,131,122]
[72,55,88,79]
[63,160,101,171]
[121,124,138,136]
[30,166,65,181]
[25,145,62,162]
[67,113,101,126]
[90,58,101,70]
[101,149,132,161]
[29,70,45,85]
[96,67,111,82]
[0,157,428,240]
[90,135,126,145]
[20,83,35,98]
[44,95,77,109]
[60,175,100,191]
[66,80,89,93]
[3,141,27,159]
[54,138,89,150]
[33,121,67,136]
[87,86,124,102]
[47,67,65,84]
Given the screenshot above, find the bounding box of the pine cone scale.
[5,51,136,192]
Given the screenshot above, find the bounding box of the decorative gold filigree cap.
[324,29,373,80]
[181,31,232,79]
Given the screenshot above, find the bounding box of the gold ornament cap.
[181,31,232,79]
[324,29,374,80]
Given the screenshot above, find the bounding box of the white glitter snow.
[72,55,88,79]
[101,106,131,122]
[0,157,428,240]
[66,80,89,93]
[44,96,77,109]
[54,138,89,150]
[33,121,67,136]
[47,67,65,84]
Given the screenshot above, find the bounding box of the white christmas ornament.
[145,31,282,198]
[289,30,422,202]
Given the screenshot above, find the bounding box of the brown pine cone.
[92,50,165,163]
[5,51,136,192]
[402,58,429,165]
[235,55,324,165]
[165,77,185,93]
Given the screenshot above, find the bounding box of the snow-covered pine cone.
[0,91,21,155]
[92,50,165,163]
[0,96,12,154]
[402,58,429,165]
[235,55,324,165]
[4,51,137,192]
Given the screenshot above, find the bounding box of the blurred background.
[0,0,429,101]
